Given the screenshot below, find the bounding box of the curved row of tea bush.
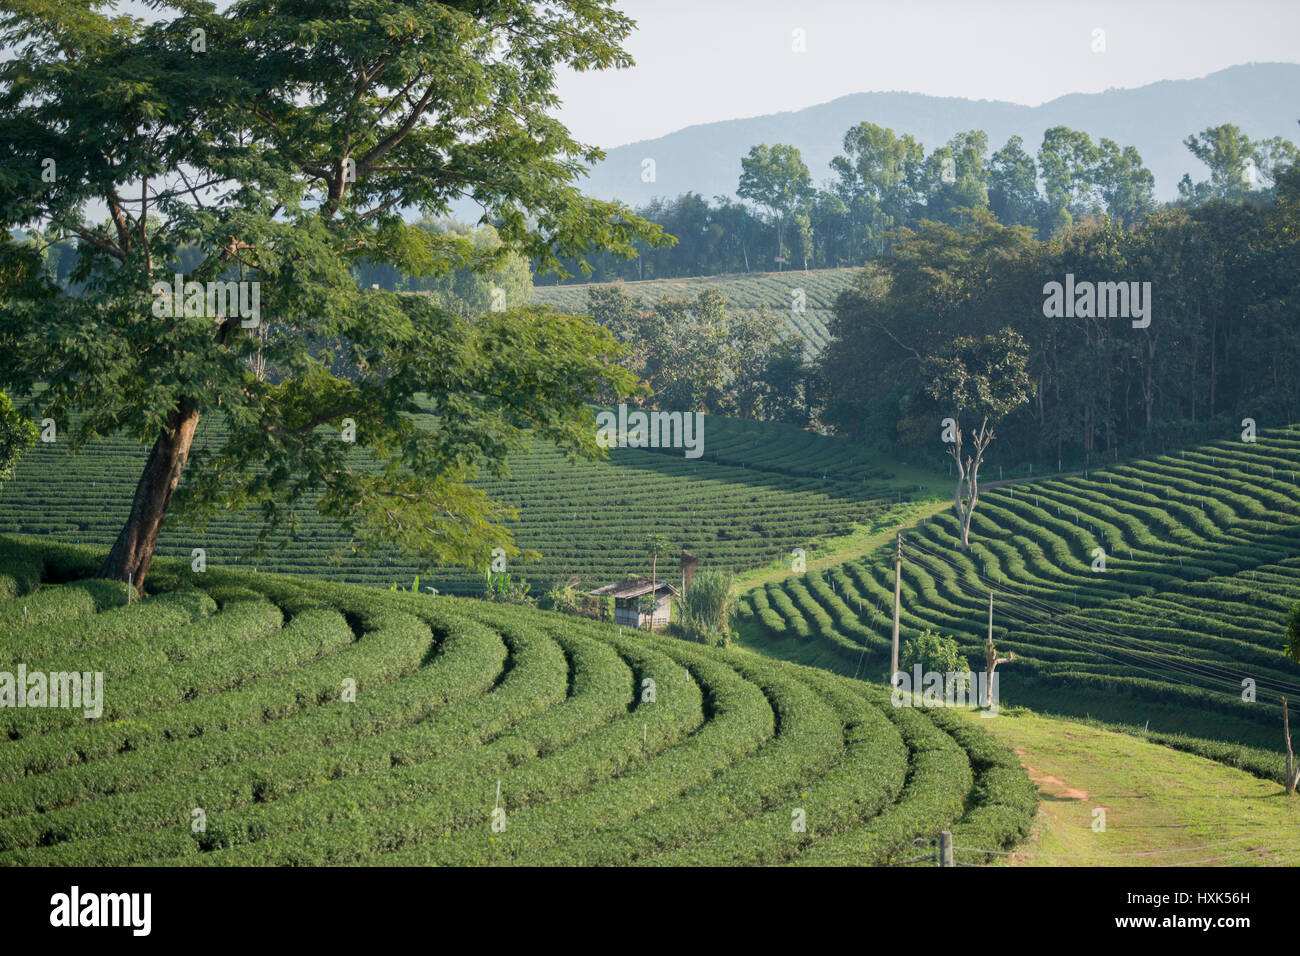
[743,428,1300,750]
[0,537,1031,866]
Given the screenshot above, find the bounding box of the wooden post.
[939,830,953,867]
[891,533,902,685]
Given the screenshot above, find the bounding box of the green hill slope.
[531,269,857,354]
[0,536,1034,867]
[737,428,1300,749]
[0,411,937,595]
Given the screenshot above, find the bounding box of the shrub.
[679,569,733,646]
[900,628,970,677]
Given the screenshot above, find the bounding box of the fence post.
[939,830,953,867]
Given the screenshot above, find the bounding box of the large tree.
[737,143,812,270]
[924,328,1034,549]
[988,135,1039,229]
[0,0,664,592]
[1180,124,1257,200]
[1094,138,1155,227]
[830,122,924,256]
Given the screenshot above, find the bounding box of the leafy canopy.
[0,0,665,572]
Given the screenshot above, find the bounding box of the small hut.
[588,578,678,630]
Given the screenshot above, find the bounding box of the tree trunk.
[99,405,201,592]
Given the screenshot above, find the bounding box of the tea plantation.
[0,537,1035,867]
[739,427,1300,753]
[0,410,932,595]
[531,269,858,355]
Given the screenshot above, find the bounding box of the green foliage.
[0,0,665,585]
[738,143,814,266]
[822,183,1300,468]
[0,391,35,491]
[679,569,734,646]
[483,568,533,605]
[537,579,604,618]
[538,268,855,355]
[1285,602,1300,665]
[922,327,1034,427]
[899,628,970,676]
[395,221,533,317]
[1181,124,1258,201]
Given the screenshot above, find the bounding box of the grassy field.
[0,535,1036,867]
[962,709,1300,866]
[0,410,940,596]
[531,268,859,355]
[736,428,1300,751]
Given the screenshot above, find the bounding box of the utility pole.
[891,532,902,685]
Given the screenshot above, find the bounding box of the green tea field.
[738,428,1300,753]
[0,411,936,595]
[0,536,1035,867]
[531,269,858,354]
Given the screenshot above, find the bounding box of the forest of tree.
[819,164,1300,465]
[546,122,1296,282]
[12,104,1298,468]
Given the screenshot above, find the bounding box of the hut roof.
[587,578,679,600]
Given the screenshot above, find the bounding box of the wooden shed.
[588,578,678,630]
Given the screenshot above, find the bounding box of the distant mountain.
[571,63,1300,206]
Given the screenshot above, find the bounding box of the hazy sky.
[554,0,1300,148]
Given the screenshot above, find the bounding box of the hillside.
[0,536,1036,866]
[0,410,938,595]
[531,268,857,354]
[738,427,1300,750]
[571,63,1300,208]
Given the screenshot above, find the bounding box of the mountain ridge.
[572,62,1300,207]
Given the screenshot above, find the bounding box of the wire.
[903,536,1300,698]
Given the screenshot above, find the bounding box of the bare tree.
[983,635,1015,707]
[946,417,995,550]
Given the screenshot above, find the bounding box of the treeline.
[546,123,1297,282]
[818,166,1300,464]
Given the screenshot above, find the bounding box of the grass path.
[729,497,949,596]
[960,709,1300,866]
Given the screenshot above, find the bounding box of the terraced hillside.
[0,537,1034,867]
[740,428,1300,750]
[531,269,857,354]
[0,411,931,595]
